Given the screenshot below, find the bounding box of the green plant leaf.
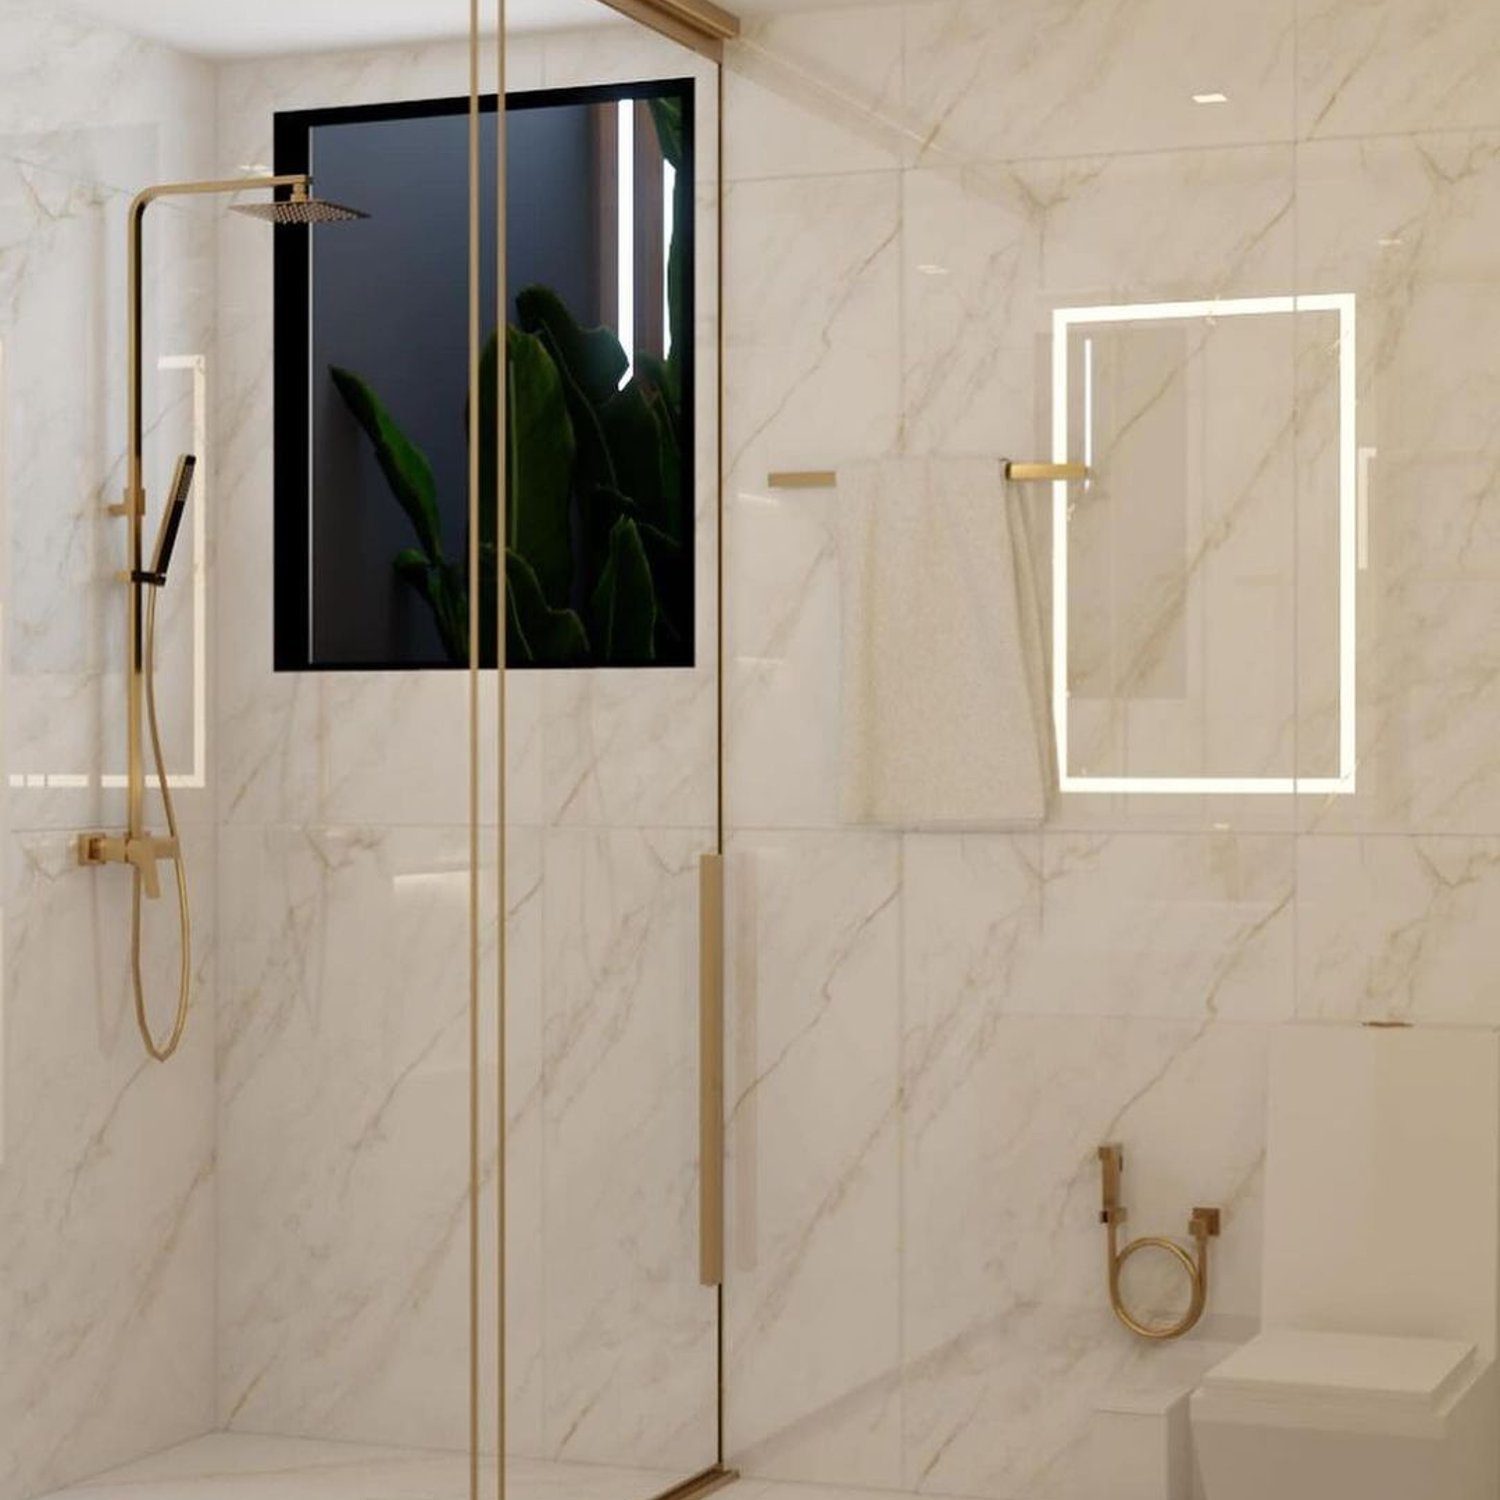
[331,366,446,564]
[392,549,468,665]
[635,352,681,434]
[643,380,683,541]
[506,327,576,607]
[516,286,629,408]
[506,549,589,665]
[477,335,499,668]
[638,518,688,651]
[600,379,676,539]
[647,96,685,170]
[532,322,619,517]
[648,96,692,383]
[590,517,657,664]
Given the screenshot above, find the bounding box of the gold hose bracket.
[1098,1143,1221,1341]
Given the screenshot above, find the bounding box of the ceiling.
[68,0,592,56]
[64,0,843,58]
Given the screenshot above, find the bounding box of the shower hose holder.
[1099,1142,1221,1341]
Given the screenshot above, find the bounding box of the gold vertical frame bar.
[475,6,735,1496]
[493,0,510,1494]
[467,1,484,1497]
[711,62,728,1466]
[699,853,725,1287]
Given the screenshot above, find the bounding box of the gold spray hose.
[1098,1143,1221,1341]
[129,584,191,1062]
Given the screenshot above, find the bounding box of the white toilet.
[1191,1023,1500,1500]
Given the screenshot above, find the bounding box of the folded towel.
[837,457,1051,827]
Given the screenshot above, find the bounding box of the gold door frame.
[594,0,740,60]
[471,2,740,1498]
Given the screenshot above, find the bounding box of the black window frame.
[272,76,698,673]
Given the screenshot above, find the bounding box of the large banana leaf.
[332,366,446,564]
[515,286,629,407]
[395,548,468,664]
[477,336,499,666]
[599,378,676,539]
[506,549,589,664]
[531,321,619,531]
[590,516,657,664]
[505,326,575,607]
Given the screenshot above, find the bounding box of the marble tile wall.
[11,3,1500,1498]
[0,4,218,1499]
[210,29,483,1455]
[719,1,1500,1496]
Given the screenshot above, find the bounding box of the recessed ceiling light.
[1192,92,1230,105]
[916,263,951,277]
[1378,235,1404,247]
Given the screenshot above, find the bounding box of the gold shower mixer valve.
[77,831,180,900]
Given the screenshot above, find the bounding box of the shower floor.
[37,1433,695,1500]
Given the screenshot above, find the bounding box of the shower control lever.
[77,831,181,901]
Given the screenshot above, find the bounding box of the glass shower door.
[496,5,725,1495]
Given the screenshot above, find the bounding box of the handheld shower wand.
[79,172,364,1063]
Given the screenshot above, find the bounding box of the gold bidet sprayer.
[1098,1143,1221,1341]
[77,174,365,1062]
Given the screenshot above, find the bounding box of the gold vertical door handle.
[699,852,725,1287]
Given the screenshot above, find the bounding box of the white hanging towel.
[837,457,1052,827]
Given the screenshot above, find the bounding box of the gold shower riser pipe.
[120,173,309,840]
[79,172,314,1068]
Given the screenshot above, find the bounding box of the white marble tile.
[535,669,716,830]
[724,171,901,482]
[725,480,841,831]
[216,823,478,1448]
[539,826,718,1470]
[724,831,903,1487]
[38,1431,685,1500]
[0,1,216,193]
[1,151,216,834]
[1015,833,1295,1023]
[539,23,717,94]
[1293,133,1500,834]
[894,137,1296,468]
[900,163,1042,460]
[901,0,1295,166]
[901,834,1043,1047]
[503,826,547,1457]
[0,827,216,1500]
[1035,144,1297,305]
[1297,0,1500,140]
[0,11,220,1499]
[1296,835,1500,1025]
[722,171,900,834]
[900,1013,1266,1498]
[723,6,906,181]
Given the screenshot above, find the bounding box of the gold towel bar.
[764,461,1090,490]
[767,470,839,490]
[1005,460,1089,482]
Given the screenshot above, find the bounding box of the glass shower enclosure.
[0,2,728,1500]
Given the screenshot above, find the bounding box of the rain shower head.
[231,180,367,226]
[231,195,367,226]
